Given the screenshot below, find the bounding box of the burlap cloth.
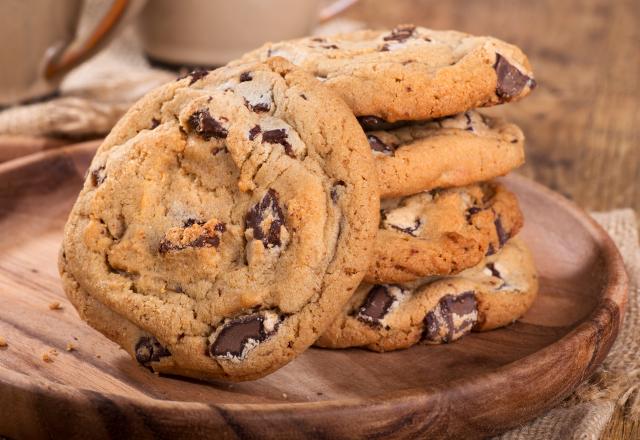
[0,2,638,438]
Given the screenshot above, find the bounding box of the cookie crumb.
[48,301,63,310]
[66,343,76,352]
[282,393,288,399]
[0,336,7,348]
[42,349,58,363]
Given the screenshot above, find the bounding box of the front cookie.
[59,58,379,381]
[239,25,536,122]
[317,238,538,352]
[368,181,523,283]
[364,111,525,198]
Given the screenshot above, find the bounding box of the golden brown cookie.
[59,58,379,381]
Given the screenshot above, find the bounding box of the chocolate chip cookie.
[368,181,523,284]
[364,110,524,198]
[59,58,379,381]
[316,238,538,352]
[239,25,536,122]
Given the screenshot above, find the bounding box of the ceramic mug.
[137,0,359,67]
[0,0,145,107]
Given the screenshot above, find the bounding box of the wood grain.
[342,0,640,213]
[0,143,628,439]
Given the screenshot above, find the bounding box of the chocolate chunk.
[239,71,253,82]
[356,285,396,326]
[245,189,286,248]
[486,243,496,256]
[357,115,409,131]
[494,216,509,247]
[322,44,339,49]
[209,314,277,358]
[423,292,478,343]
[159,221,226,253]
[331,180,346,204]
[188,109,228,140]
[135,336,170,365]
[249,125,262,140]
[246,100,271,113]
[183,218,204,227]
[380,44,390,52]
[465,206,482,223]
[383,24,416,42]
[311,37,326,43]
[150,118,160,129]
[181,67,209,85]
[367,134,396,155]
[486,262,501,278]
[262,129,294,157]
[90,166,106,187]
[464,112,474,131]
[494,54,535,100]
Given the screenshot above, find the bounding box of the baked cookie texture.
[239,25,535,122]
[365,110,525,198]
[59,58,380,381]
[367,181,523,284]
[316,238,538,352]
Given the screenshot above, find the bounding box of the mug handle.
[44,0,131,80]
[318,0,360,22]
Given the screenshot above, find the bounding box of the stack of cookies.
[59,25,537,381]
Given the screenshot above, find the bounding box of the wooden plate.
[0,141,628,439]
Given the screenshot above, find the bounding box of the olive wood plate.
[0,141,628,439]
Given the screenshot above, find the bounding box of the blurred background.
[0,0,638,214]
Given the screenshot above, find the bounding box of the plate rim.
[0,142,629,432]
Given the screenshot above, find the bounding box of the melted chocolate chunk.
[383,24,416,42]
[248,125,262,140]
[464,112,474,131]
[135,336,171,365]
[90,166,106,187]
[159,222,226,253]
[245,189,286,248]
[239,71,253,82]
[209,314,277,358]
[494,216,510,247]
[494,54,535,100]
[330,180,346,204]
[188,109,228,140]
[262,129,294,157]
[181,67,209,85]
[311,37,326,43]
[465,206,482,224]
[357,115,409,131]
[486,262,501,278]
[367,134,396,155]
[423,292,478,343]
[356,285,396,326]
[150,118,160,129]
[246,100,271,113]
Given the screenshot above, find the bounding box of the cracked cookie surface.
[317,238,538,352]
[364,110,525,198]
[238,25,535,122]
[367,181,523,284]
[59,58,379,381]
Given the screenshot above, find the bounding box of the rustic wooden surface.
[0,143,628,439]
[343,3,640,436]
[343,0,640,214]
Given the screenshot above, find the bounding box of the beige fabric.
[499,209,640,439]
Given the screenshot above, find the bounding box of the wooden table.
[343,0,639,438]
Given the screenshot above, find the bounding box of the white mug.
[0,0,146,107]
[136,0,358,67]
